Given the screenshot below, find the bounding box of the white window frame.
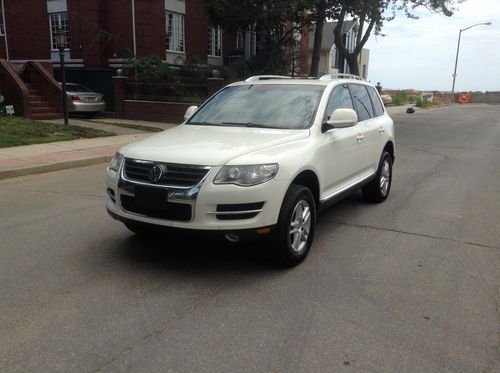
[49,12,69,51]
[166,12,185,53]
[208,26,222,57]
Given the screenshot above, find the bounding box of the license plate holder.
[134,186,168,210]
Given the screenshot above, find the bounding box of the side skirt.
[317,173,376,213]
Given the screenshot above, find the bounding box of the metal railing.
[125,75,208,103]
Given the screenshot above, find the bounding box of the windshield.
[188,84,324,129]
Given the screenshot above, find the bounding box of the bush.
[127,56,175,82]
[392,91,407,106]
[416,98,434,108]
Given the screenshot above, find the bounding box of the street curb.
[0,155,113,180]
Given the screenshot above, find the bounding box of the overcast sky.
[364,0,499,92]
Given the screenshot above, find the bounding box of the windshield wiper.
[222,122,281,129]
[188,121,221,126]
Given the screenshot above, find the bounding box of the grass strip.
[0,115,115,148]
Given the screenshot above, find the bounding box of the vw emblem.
[149,164,165,183]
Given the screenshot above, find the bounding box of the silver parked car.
[62,83,106,114]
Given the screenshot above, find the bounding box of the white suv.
[106,74,394,266]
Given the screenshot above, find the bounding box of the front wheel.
[362,151,393,203]
[268,184,316,267]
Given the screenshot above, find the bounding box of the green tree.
[203,0,313,75]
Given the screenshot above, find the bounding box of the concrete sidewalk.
[43,118,177,135]
[0,133,152,180]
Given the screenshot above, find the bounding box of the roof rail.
[319,74,364,81]
[245,75,292,82]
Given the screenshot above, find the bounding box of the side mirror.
[323,108,358,132]
[184,105,198,121]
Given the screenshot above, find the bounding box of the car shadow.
[110,228,278,277]
[108,191,366,275]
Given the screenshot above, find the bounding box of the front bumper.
[106,165,289,231]
[107,208,275,241]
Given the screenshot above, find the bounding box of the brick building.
[0,0,316,118]
[0,0,244,68]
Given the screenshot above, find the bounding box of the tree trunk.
[309,1,327,77]
[346,54,359,76]
[333,6,376,78]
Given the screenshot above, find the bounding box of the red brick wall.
[104,1,134,59]
[0,37,6,59]
[135,0,165,58]
[299,26,312,76]
[4,0,50,60]
[68,0,108,67]
[0,60,30,116]
[0,0,236,68]
[25,61,62,113]
[223,31,237,57]
[185,0,209,63]
[123,100,191,123]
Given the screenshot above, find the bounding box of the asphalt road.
[1,104,499,372]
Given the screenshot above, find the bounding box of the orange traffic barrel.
[458,93,471,104]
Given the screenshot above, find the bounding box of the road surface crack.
[324,219,498,250]
[93,285,223,372]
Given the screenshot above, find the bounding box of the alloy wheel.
[380,159,391,197]
[289,200,312,253]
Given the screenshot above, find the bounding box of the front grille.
[124,159,210,187]
[121,194,192,222]
[216,202,265,220]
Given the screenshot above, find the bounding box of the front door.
[316,84,366,199]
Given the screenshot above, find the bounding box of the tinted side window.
[367,86,385,117]
[350,84,373,121]
[323,84,354,121]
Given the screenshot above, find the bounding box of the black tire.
[268,184,316,267]
[362,151,393,203]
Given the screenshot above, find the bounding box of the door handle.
[378,127,385,134]
[356,134,364,143]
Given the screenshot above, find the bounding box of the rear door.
[366,85,388,169]
[349,84,380,174]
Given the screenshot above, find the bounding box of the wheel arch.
[290,170,321,208]
[384,141,395,162]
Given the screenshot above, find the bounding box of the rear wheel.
[268,184,316,267]
[362,151,393,203]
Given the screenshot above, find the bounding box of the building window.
[49,12,69,50]
[208,26,222,57]
[0,23,5,36]
[166,12,185,53]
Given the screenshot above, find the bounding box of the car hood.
[121,124,310,166]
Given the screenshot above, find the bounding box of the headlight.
[108,152,123,172]
[214,164,279,186]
